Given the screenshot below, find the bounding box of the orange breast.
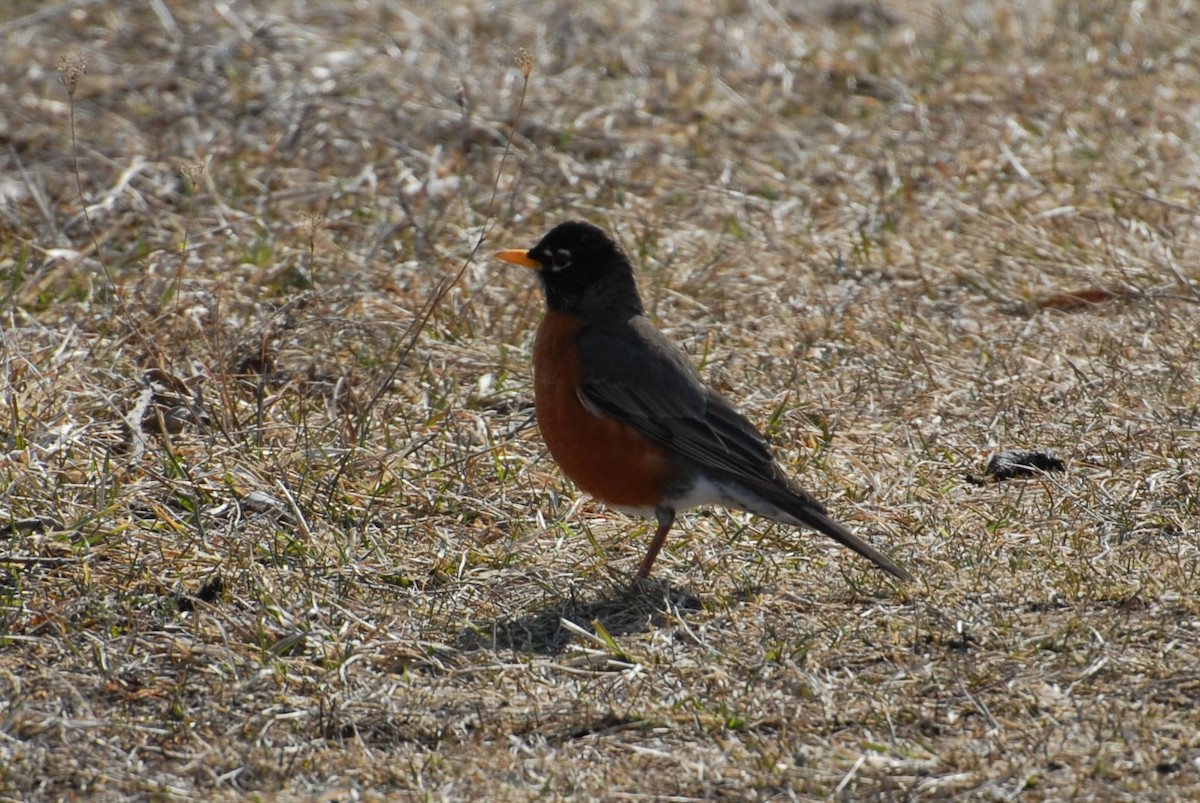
[532,311,677,508]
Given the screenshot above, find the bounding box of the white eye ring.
[550,248,572,271]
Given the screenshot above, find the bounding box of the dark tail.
[771,485,913,581]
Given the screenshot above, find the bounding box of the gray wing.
[577,316,913,582]
[575,316,781,487]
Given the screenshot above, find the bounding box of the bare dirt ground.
[2,0,1199,799]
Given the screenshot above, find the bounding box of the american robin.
[495,220,912,582]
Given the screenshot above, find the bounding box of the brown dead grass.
[2,0,1200,799]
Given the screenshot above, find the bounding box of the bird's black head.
[495,221,643,316]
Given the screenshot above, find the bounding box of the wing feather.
[575,316,913,582]
[576,317,779,485]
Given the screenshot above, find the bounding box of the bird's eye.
[551,248,572,271]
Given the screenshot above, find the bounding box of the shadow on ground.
[456,577,711,655]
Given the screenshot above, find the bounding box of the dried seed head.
[179,160,206,189]
[514,49,534,79]
[57,54,88,96]
[302,213,326,240]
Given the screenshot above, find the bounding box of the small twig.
[0,556,82,567]
[349,50,535,451]
[57,55,118,303]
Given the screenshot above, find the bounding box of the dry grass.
[2,0,1199,799]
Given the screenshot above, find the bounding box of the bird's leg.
[637,506,676,578]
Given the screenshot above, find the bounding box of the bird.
[494,220,911,582]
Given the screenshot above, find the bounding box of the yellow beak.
[494,249,541,270]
